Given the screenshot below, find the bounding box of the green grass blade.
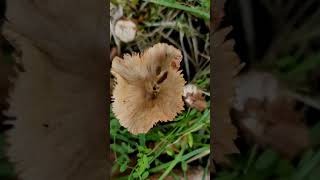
[146,0,210,21]
[159,147,185,180]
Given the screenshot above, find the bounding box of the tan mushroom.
[111,43,186,134]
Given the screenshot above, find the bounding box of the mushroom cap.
[114,20,137,43]
[111,43,186,134]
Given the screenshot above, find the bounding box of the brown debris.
[183,84,207,111]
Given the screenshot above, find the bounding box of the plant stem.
[159,146,185,180]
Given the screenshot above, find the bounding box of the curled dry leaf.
[111,43,186,135]
[183,84,207,111]
[212,26,241,166]
[114,20,137,43]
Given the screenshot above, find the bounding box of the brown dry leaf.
[211,26,241,165]
[111,43,186,135]
[183,84,207,111]
[2,1,108,180]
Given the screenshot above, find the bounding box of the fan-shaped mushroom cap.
[111,43,186,134]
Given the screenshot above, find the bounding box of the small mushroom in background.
[114,20,137,43]
[183,84,207,112]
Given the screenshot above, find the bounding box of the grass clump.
[111,105,210,179]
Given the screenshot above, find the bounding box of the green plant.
[111,75,210,179]
[111,105,210,179]
[147,0,210,21]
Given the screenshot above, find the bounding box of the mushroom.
[114,20,137,43]
[111,43,186,134]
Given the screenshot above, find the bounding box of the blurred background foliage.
[215,0,320,179]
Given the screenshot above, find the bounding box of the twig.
[139,1,149,11]
[144,21,177,27]
[199,53,210,61]
[188,14,199,63]
[165,29,174,37]
[285,90,320,111]
[139,26,164,37]
[186,149,210,163]
[180,31,190,81]
[159,32,181,48]
[186,36,196,65]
